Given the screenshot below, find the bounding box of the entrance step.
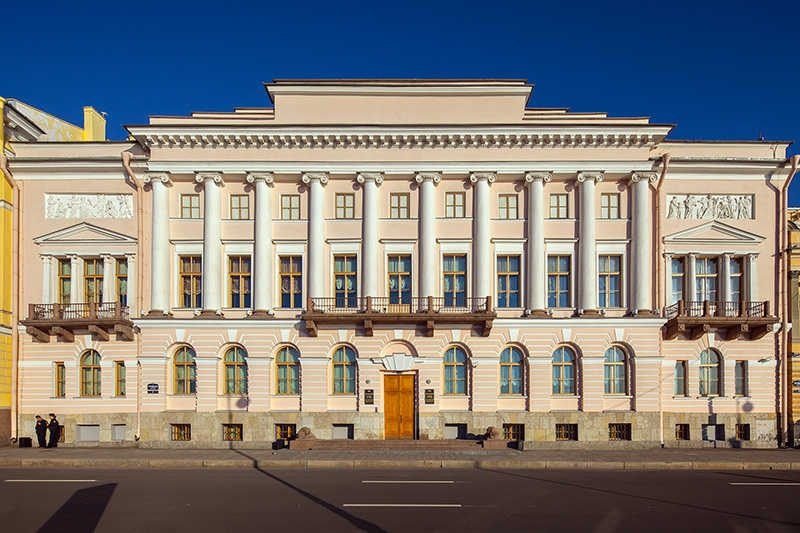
[289,439,496,451]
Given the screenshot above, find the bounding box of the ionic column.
[747,253,758,301]
[247,173,274,315]
[664,253,674,306]
[302,173,328,299]
[470,173,495,300]
[143,173,172,315]
[630,172,657,315]
[415,173,441,299]
[525,172,551,316]
[195,173,224,317]
[41,254,52,304]
[687,253,698,301]
[721,253,732,303]
[357,173,383,298]
[577,172,603,316]
[102,254,115,303]
[125,254,136,313]
[69,254,80,304]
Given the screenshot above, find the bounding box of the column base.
[146,309,173,318]
[528,309,550,318]
[577,309,601,317]
[248,309,273,318]
[196,309,225,319]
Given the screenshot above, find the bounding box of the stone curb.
[1,459,798,470]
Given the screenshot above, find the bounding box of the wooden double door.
[384,374,415,439]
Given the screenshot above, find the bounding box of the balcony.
[21,302,135,343]
[302,296,496,337]
[663,300,776,341]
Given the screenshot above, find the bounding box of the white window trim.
[545,241,576,309]
[493,239,526,310]
[173,242,203,310]
[597,241,628,310]
[274,240,307,310]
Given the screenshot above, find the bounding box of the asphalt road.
[2,467,800,532]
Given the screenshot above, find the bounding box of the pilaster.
[101,254,115,303]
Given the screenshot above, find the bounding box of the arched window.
[223,346,247,395]
[500,347,524,395]
[276,346,300,395]
[80,350,102,397]
[443,346,468,395]
[174,346,196,394]
[552,346,576,395]
[699,349,721,396]
[332,346,356,394]
[604,346,627,395]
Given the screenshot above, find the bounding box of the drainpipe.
[1,146,20,445]
[781,155,799,446]
[655,153,670,447]
[122,151,144,442]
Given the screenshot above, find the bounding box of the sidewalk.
[1,446,800,470]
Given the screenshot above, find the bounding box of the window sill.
[671,395,692,400]
[603,395,633,399]
[550,395,581,399]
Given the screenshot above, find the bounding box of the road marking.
[344,504,462,508]
[362,480,455,484]
[729,483,800,486]
[4,479,98,483]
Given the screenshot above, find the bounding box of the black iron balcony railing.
[22,302,134,343]
[663,300,775,341]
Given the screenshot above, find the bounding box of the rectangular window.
[735,360,747,396]
[115,362,126,397]
[547,255,570,308]
[229,256,251,308]
[600,193,620,219]
[116,258,128,306]
[497,255,520,308]
[556,424,578,441]
[675,424,690,440]
[54,363,66,398]
[549,193,568,219]
[730,257,742,302]
[230,194,250,220]
[608,423,632,441]
[335,193,355,219]
[443,254,467,307]
[334,255,358,308]
[445,192,465,218]
[181,194,200,219]
[498,194,518,220]
[671,257,684,303]
[171,424,191,441]
[223,424,243,441]
[281,194,300,220]
[674,361,687,396]
[58,259,71,305]
[387,255,412,307]
[598,255,621,308]
[736,424,751,441]
[180,256,202,308]
[696,257,718,301]
[279,257,302,308]
[84,258,103,304]
[390,193,410,219]
[276,424,296,440]
[502,424,525,441]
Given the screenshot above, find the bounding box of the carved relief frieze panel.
[667,194,753,220]
[45,194,134,219]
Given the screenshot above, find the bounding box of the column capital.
[124,253,136,262]
[747,252,760,259]
[356,173,383,185]
[195,173,224,185]
[39,253,52,260]
[101,253,115,262]
[629,172,658,185]
[687,253,698,260]
[524,172,552,184]
[469,173,496,184]
[415,173,441,185]
[576,172,604,184]
[663,252,674,260]
[246,173,274,186]
[143,173,172,186]
[301,173,328,185]
[721,252,733,260]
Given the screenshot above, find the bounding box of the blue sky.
[5,0,800,201]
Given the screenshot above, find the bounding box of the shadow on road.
[230,449,386,532]
[37,483,117,533]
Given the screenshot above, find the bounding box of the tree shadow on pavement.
[37,483,117,533]
[230,449,386,533]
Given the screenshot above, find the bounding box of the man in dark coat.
[46,413,59,448]
[34,416,48,448]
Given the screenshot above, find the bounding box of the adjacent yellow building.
[0,99,104,445]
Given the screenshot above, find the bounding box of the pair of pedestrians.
[34,414,60,448]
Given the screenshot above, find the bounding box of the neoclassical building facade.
[8,80,795,448]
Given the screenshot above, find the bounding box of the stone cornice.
[195,172,224,185]
[356,173,384,185]
[576,172,604,184]
[415,173,441,185]
[143,173,172,185]
[524,172,553,184]
[246,173,274,185]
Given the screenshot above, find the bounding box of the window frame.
[443,346,468,396]
[335,193,355,219]
[696,257,718,302]
[552,346,577,396]
[496,255,521,309]
[333,254,358,308]
[57,258,71,305]
[500,346,524,395]
[54,362,66,398]
[674,360,688,397]
[498,193,518,220]
[549,193,568,219]
[442,254,468,307]
[180,194,200,219]
[276,346,300,395]
[387,254,412,306]
[222,424,243,441]
[229,194,250,220]
[598,255,622,309]
[80,350,102,397]
[228,255,252,309]
[735,360,748,397]
[730,257,743,303]
[547,255,571,308]
[332,346,357,395]
[699,349,721,397]
[173,346,197,395]
[116,258,128,306]
[279,256,303,309]
[223,346,248,395]
[280,194,300,220]
[179,255,202,308]
[445,192,466,218]
[171,424,191,441]
[389,193,410,219]
[83,258,104,304]
[115,361,126,397]
[600,192,620,219]
[603,346,628,395]
[671,257,685,304]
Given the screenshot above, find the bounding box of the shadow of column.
[38,483,117,533]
